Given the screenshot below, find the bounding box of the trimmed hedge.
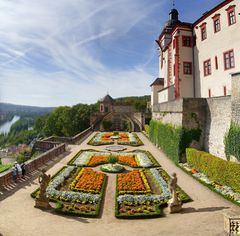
[149,120,201,163]
[225,122,240,161]
[186,148,240,192]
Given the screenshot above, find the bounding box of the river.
[0,115,20,134]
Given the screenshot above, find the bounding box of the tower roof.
[100,94,114,103]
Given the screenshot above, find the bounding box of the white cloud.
[0,0,167,106]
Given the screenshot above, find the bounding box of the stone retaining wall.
[0,143,66,186]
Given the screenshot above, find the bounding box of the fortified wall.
[152,74,239,160]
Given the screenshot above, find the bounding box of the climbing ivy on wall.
[149,120,201,163]
[224,122,240,161]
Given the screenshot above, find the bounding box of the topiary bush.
[224,122,240,161]
[149,120,201,163]
[186,148,240,192]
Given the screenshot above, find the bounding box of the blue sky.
[0,0,223,107]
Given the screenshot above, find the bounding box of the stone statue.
[35,169,51,209]
[168,172,182,213]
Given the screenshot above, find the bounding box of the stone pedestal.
[168,198,182,213]
[223,211,240,235]
[35,196,51,209]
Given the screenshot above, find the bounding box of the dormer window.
[212,14,221,33]
[200,23,207,41]
[226,5,236,25]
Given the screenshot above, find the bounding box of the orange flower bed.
[119,138,129,141]
[87,155,109,166]
[74,168,105,192]
[103,133,113,137]
[118,155,137,167]
[101,137,112,141]
[119,133,128,138]
[118,170,145,192]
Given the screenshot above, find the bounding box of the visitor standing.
[12,166,17,183]
[21,163,26,178]
[15,162,22,178]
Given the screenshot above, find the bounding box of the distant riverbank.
[0,116,20,134]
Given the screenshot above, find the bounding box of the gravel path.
[0,132,239,236]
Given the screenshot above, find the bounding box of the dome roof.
[169,8,178,15]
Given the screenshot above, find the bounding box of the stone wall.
[231,72,240,125]
[42,127,92,145]
[0,143,66,186]
[152,97,232,160]
[152,99,183,126]
[204,96,231,159]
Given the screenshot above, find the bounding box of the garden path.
[0,132,239,236]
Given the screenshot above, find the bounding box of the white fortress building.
[151,0,240,107]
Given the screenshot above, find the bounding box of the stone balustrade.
[0,143,65,187]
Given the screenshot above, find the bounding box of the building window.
[223,86,227,96]
[182,36,192,47]
[224,49,235,70]
[214,18,221,32]
[226,5,236,25]
[208,89,211,98]
[201,24,207,41]
[215,56,218,70]
[228,10,236,25]
[203,59,211,76]
[183,62,192,75]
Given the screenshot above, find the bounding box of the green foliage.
[186,148,240,192]
[114,95,150,112]
[149,120,201,163]
[144,125,149,135]
[0,164,12,173]
[108,155,118,164]
[102,120,112,131]
[0,129,38,148]
[10,117,35,134]
[35,103,98,137]
[224,122,240,161]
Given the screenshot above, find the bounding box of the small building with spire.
[99,94,114,113]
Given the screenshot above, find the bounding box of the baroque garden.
[0,1,240,235]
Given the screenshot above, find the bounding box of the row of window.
[208,86,227,98]
[179,49,235,76]
[201,5,236,41]
[203,49,235,76]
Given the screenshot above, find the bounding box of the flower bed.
[179,162,240,206]
[117,170,151,194]
[31,166,107,217]
[115,168,191,219]
[70,168,105,194]
[68,149,159,168]
[88,132,143,146]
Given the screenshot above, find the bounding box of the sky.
[0,0,223,107]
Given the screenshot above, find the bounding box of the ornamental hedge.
[186,148,240,192]
[149,120,201,163]
[224,122,240,161]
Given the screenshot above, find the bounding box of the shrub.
[149,120,201,163]
[144,125,149,135]
[108,155,118,164]
[186,148,240,192]
[225,122,240,161]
